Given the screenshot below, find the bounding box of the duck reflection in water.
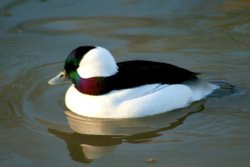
[40,101,204,164]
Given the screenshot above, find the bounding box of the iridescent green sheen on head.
[68,71,80,84]
[64,46,95,82]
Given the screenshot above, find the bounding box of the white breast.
[65,80,218,118]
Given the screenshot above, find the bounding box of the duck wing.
[108,60,199,90]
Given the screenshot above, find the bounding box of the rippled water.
[1,0,250,166]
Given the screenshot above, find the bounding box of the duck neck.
[69,71,108,95]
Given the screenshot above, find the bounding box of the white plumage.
[49,46,219,118]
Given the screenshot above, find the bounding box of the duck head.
[48,46,118,85]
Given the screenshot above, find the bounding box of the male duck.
[48,46,218,118]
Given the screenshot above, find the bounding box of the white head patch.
[77,47,118,78]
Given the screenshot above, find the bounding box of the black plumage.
[107,60,199,90]
[64,46,200,95]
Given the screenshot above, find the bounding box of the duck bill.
[48,71,69,85]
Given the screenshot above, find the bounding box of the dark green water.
[0,0,250,166]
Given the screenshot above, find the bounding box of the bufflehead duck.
[48,46,218,118]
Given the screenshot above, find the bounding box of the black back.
[106,60,199,91]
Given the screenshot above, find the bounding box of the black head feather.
[64,46,95,74]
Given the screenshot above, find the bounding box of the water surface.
[0,0,250,166]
